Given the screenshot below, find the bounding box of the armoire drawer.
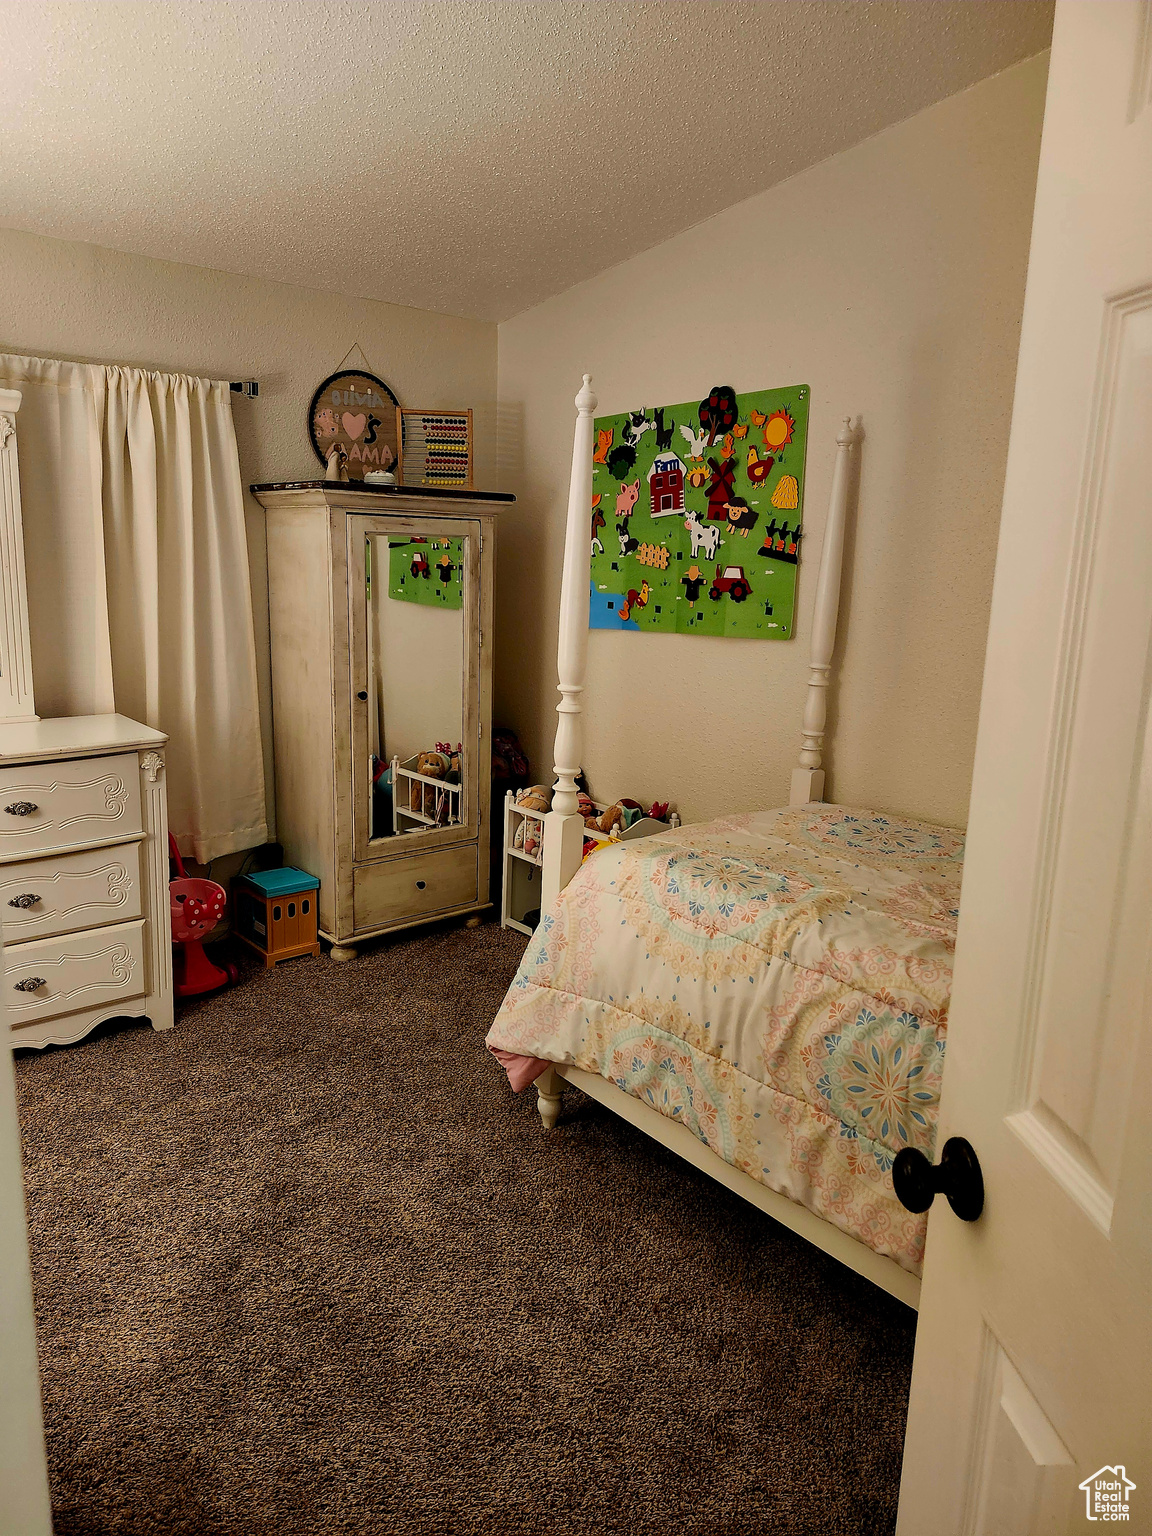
[353,845,479,932]
[0,842,143,944]
[0,752,142,858]
[5,918,146,1026]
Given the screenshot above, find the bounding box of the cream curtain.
[0,352,268,862]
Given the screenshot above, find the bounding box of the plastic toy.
[168,835,238,998]
[234,867,321,969]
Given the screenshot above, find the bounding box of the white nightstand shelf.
[501,791,544,935]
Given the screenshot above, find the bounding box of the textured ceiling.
[0,0,1053,322]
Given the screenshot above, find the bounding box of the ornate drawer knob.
[7,893,40,908]
[14,977,45,992]
[4,802,37,816]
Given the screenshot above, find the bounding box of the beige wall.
[495,55,1048,830]
[0,226,497,842]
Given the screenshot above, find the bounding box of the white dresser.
[0,715,174,1049]
[0,390,174,1048]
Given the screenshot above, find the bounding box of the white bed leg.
[536,1066,563,1131]
[790,416,856,807]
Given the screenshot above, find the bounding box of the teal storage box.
[235,866,321,967]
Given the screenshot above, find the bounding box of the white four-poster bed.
[487,378,964,1311]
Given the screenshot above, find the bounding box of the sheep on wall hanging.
[589,383,809,636]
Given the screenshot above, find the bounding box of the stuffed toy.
[577,791,625,837]
[436,741,463,784]
[411,750,450,815]
[491,727,529,782]
[513,785,552,862]
[595,802,626,836]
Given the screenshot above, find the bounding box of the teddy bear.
[577,791,626,837]
[595,802,626,836]
[411,750,450,816]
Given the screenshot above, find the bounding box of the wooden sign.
[308,370,400,480]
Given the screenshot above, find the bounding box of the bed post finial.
[542,373,599,908]
[790,416,856,808]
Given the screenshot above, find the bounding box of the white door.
[897,4,1152,1532]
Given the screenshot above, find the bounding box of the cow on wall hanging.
[589,384,809,637]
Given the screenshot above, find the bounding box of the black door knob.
[357,690,368,701]
[892,1137,984,1222]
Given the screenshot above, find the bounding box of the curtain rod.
[229,380,259,398]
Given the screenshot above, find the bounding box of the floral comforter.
[486,805,965,1276]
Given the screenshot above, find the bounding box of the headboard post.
[790,416,856,807]
[542,374,598,908]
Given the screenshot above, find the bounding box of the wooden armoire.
[252,481,510,959]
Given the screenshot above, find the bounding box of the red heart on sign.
[342,412,366,440]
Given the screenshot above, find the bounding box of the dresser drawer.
[354,844,479,932]
[0,752,142,859]
[5,918,146,1026]
[0,842,143,943]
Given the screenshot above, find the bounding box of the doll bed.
[488,383,937,1308]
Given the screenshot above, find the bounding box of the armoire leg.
[328,944,358,963]
[536,1066,563,1131]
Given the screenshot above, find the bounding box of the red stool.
[169,835,238,998]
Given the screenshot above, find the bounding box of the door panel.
[966,1338,1074,1536]
[898,5,1152,1530]
[1011,297,1152,1229]
[347,514,482,865]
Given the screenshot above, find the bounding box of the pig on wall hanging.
[589,384,809,637]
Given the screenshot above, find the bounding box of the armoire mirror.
[349,516,480,862]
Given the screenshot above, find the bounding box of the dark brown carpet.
[15,918,916,1536]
